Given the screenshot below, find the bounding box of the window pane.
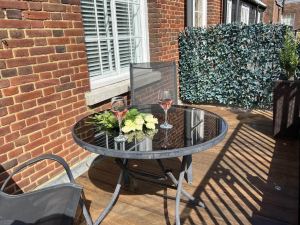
[81,0,144,79]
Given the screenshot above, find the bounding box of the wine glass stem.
[164,109,168,125]
[118,118,122,136]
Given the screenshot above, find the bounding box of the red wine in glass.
[111,97,128,142]
[111,107,128,119]
[159,98,173,111]
[158,90,173,129]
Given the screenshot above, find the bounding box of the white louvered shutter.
[80,0,143,79]
[241,5,250,25]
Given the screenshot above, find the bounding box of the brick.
[44,21,69,28]
[30,20,44,28]
[5,131,20,143]
[23,99,37,109]
[51,13,62,20]
[0,158,17,172]
[48,37,70,45]
[18,66,33,75]
[29,2,42,11]
[21,122,46,136]
[0,143,14,156]
[39,109,62,121]
[35,79,59,88]
[17,108,44,121]
[24,136,49,152]
[0,10,4,18]
[23,11,50,20]
[55,45,66,53]
[15,90,43,103]
[55,82,76,92]
[0,20,31,29]
[43,3,66,12]
[64,29,84,37]
[0,60,6,69]
[2,86,18,96]
[34,38,47,46]
[7,57,36,68]
[0,1,28,10]
[1,68,17,78]
[6,9,22,19]
[11,120,26,131]
[8,148,23,159]
[62,0,79,4]
[36,55,49,64]
[33,62,58,73]
[0,108,8,117]
[9,30,24,39]
[0,50,13,59]
[26,30,52,38]
[52,30,64,37]
[49,53,71,61]
[6,39,34,48]
[15,137,29,147]
[0,97,14,107]
[37,93,61,105]
[20,84,34,93]
[30,46,55,56]
[0,30,8,39]
[14,49,29,58]
[26,116,38,126]
[62,13,81,21]
[0,126,10,137]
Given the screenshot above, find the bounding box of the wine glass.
[111,96,128,142]
[158,90,173,129]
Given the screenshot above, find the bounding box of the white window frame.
[192,0,207,27]
[240,4,250,25]
[257,10,261,23]
[83,0,150,91]
[226,0,232,24]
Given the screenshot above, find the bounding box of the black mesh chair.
[0,154,93,225]
[130,61,178,106]
[130,62,193,183]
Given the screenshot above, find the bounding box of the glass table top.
[72,105,228,159]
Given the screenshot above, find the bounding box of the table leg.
[175,156,186,225]
[175,156,205,225]
[94,159,127,225]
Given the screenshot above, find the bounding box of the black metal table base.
[93,156,205,225]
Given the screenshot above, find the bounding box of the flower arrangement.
[90,108,158,142]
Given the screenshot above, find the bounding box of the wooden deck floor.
[76,105,299,225]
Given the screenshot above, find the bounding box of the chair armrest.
[1,154,75,191]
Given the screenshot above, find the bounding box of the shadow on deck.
[76,106,299,225]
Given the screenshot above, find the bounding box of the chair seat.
[0,183,82,225]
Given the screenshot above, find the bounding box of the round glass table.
[72,104,228,225]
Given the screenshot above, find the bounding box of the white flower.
[122,120,135,133]
[146,122,155,130]
[135,124,143,131]
[144,114,158,124]
[134,115,144,125]
[122,126,132,133]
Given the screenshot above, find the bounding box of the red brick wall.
[207,0,223,25]
[0,0,101,193]
[147,0,185,62]
[262,0,282,24]
[283,2,300,31]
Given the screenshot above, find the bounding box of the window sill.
[85,79,130,106]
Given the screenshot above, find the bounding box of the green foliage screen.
[179,23,288,109]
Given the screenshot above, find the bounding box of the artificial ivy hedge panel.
[179,23,288,109]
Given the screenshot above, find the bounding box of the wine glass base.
[114,135,128,142]
[160,123,173,129]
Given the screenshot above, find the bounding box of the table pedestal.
[93,156,204,225]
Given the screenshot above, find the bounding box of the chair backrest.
[130,61,178,106]
[0,183,82,225]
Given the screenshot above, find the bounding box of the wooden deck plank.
[76,105,299,225]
